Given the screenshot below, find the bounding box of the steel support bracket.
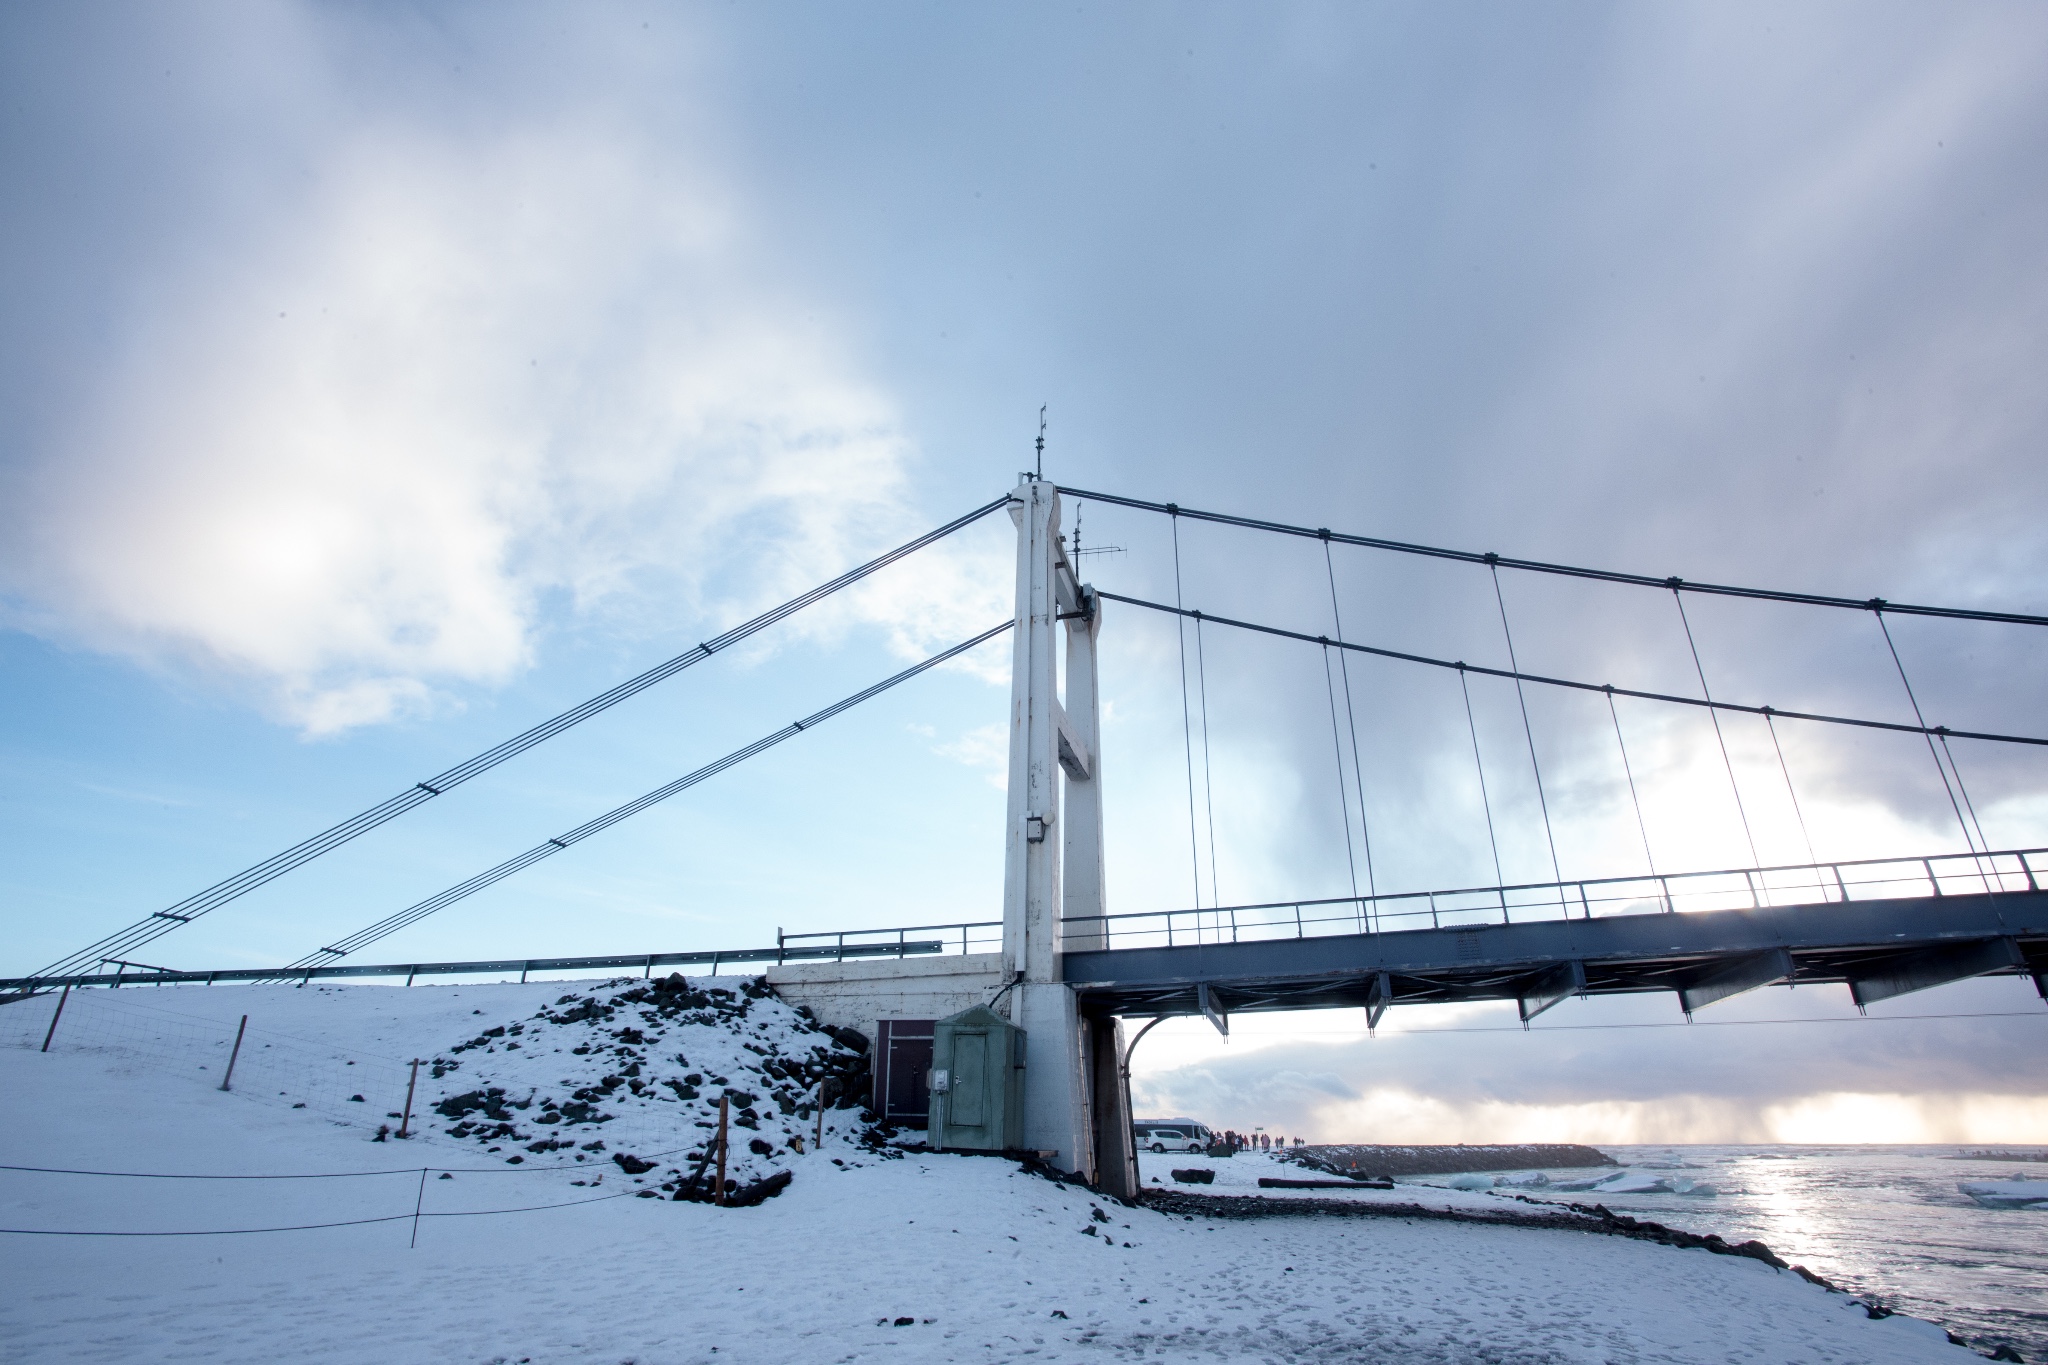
[1518,959,1585,1023]
[1198,982,1229,1037]
[1676,947,1794,1014]
[1364,971,1393,1031]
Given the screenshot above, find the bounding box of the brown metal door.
[874,1019,935,1128]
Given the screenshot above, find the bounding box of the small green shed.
[927,1005,1025,1152]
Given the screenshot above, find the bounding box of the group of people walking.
[1218,1130,1301,1152]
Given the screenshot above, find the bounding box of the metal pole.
[1924,858,1943,897]
[39,983,71,1053]
[398,1058,420,1138]
[1119,1016,1168,1172]
[219,1014,248,1091]
[409,1167,428,1249]
[715,1094,730,1206]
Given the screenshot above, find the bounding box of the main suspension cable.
[1058,486,2048,627]
[1093,591,2048,749]
[27,497,1014,986]
[1672,591,1761,870]
[273,622,1014,974]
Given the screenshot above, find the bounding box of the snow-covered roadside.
[1,983,1986,1364]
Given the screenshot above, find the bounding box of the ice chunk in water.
[1958,1180,2048,1209]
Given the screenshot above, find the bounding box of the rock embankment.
[423,973,873,1197]
[1292,1143,1615,1178]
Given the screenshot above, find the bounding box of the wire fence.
[2,987,417,1132]
[0,1159,664,1242]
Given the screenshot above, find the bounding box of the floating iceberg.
[1958,1180,2048,1209]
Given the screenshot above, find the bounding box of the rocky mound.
[421,973,873,1198]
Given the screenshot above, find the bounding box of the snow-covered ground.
[0,980,1987,1363]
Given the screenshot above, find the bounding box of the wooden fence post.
[219,1014,248,1092]
[716,1094,730,1206]
[398,1058,420,1138]
[39,983,71,1053]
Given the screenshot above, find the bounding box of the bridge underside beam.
[1847,936,2025,1008]
[1063,890,2048,1019]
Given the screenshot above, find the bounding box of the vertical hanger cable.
[1323,643,1362,909]
[1490,565,1565,901]
[1937,733,1991,854]
[1875,612,1981,858]
[1672,589,1763,870]
[1170,513,1204,910]
[1194,614,1222,909]
[1460,667,1507,895]
[1605,688,1657,879]
[1323,540,1378,901]
[1764,710,1819,868]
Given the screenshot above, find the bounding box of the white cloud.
[933,722,1011,788]
[0,20,976,734]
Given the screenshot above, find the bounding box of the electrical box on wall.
[927,1005,1025,1152]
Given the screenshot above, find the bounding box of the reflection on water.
[1412,1145,2048,1359]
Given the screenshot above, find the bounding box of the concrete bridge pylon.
[1000,476,1135,1196]
[765,477,1136,1196]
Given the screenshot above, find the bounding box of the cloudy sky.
[4,1,2045,1143]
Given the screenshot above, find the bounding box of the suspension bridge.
[6,476,2045,1198]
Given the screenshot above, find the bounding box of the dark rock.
[1171,1169,1216,1184]
[613,1153,657,1175]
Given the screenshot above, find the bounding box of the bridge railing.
[1056,846,2044,953]
[776,919,1004,961]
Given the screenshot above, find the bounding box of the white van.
[1133,1120,1213,1154]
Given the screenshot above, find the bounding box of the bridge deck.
[1063,889,2048,1021]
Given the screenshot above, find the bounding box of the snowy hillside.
[0,978,1993,1363]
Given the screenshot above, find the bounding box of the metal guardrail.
[777,920,1003,959]
[0,939,946,994]
[1058,847,2044,952]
